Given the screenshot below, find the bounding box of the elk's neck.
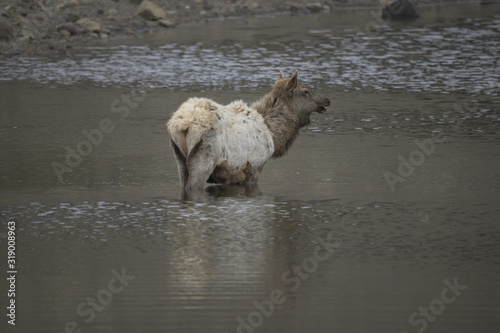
[252,95,301,158]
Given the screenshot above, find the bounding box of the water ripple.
[0,14,498,96]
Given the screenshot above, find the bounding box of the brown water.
[1,3,500,333]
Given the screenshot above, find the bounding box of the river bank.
[0,0,473,57]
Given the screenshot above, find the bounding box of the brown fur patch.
[251,72,329,158]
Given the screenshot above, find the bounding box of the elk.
[167,71,330,196]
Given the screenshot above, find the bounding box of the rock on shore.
[135,0,166,21]
[381,0,420,19]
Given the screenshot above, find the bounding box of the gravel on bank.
[0,0,459,57]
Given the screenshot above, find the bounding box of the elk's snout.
[317,98,330,113]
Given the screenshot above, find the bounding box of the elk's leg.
[171,140,189,189]
[245,163,263,184]
[185,140,216,194]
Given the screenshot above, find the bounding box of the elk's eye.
[304,90,310,96]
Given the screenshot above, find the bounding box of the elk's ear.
[278,71,285,80]
[271,96,279,107]
[286,70,299,91]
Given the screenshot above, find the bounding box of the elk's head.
[273,71,331,126]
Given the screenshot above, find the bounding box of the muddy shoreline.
[0,0,466,57]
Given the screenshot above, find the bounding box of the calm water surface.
[1,3,499,333]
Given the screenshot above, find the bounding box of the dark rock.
[381,0,419,20]
[0,21,14,41]
[287,2,304,13]
[65,12,80,22]
[57,22,78,35]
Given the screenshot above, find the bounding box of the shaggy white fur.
[167,97,274,188]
